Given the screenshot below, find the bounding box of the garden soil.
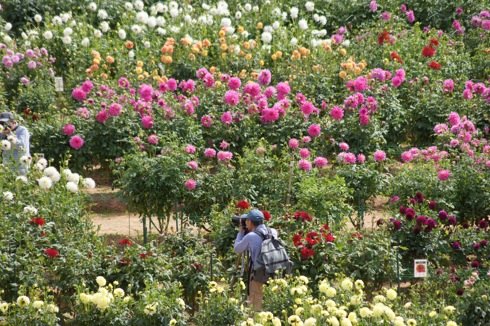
[87,185,390,235]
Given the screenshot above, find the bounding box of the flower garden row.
[0,0,489,325]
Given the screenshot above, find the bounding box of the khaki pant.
[248,280,263,311]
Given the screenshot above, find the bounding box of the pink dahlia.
[96,110,110,124]
[448,112,460,126]
[343,152,357,164]
[339,142,350,151]
[314,156,328,168]
[217,151,233,161]
[288,138,299,149]
[72,87,87,102]
[185,144,196,154]
[204,148,216,158]
[243,82,261,97]
[184,179,197,191]
[201,115,213,128]
[299,148,310,159]
[261,108,280,123]
[62,124,75,136]
[373,150,387,162]
[147,134,159,145]
[258,69,272,85]
[434,123,448,134]
[357,153,366,163]
[301,101,315,116]
[187,161,198,170]
[108,103,122,116]
[330,106,344,120]
[443,79,454,93]
[69,135,85,150]
[438,169,451,181]
[353,76,369,92]
[139,84,153,101]
[221,111,233,125]
[307,124,321,138]
[81,80,94,93]
[220,140,230,149]
[298,159,312,171]
[228,77,241,90]
[141,115,153,129]
[264,86,276,98]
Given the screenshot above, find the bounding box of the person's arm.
[234,232,250,254]
[15,128,29,153]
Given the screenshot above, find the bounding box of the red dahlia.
[44,248,60,258]
[236,200,250,210]
[422,45,436,57]
[428,61,441,70]
[430,38,439,47]
[323,232,336,243]
[300,247,315,260]
[294,211,312,222]
[293,233,303,247]
[377,30,391,45]
[118,238,133,246]
[390,51,403,63]
[261,210,271,221]
[305,231,321,245]
[30,217,46,227]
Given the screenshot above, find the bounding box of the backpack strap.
[254,226,272,240]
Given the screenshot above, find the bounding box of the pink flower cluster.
[400,146,449,163]
[462,80,490,103]
[470,10,490,30]
[1,46,49,70]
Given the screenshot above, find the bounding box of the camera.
[232,214,248,233]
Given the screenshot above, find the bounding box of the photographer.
[234,209,277,311]
[0,112,30,175]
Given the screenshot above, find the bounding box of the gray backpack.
[252,227,293,283]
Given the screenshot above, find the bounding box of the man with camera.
[234,208,277,311]
[0,112,30,175]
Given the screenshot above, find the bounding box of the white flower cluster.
[34,158,95,191]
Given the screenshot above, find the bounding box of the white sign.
[54,77,64,92]
[414,259,428,278]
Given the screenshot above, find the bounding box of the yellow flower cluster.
[292,47,311,61]
[79,276,131,311]
[85,50,115,79]
[339,57,367,80]
[0,295,58,315]
[160,37,176,65]
[208,280,225,294]
[244,275,460,326]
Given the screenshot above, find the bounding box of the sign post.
[414,259,428,278]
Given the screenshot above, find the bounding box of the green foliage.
[337,162,388,228]
[193,282,245,326]
[388,162,442,203]
[235,142,293,212]
[115,147,188,229]
[339,230,397,291]
[450,157,490,223]
[294,171,352,226]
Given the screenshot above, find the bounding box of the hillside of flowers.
[0,0,489,325]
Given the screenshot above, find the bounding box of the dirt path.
[87,184,391,235]
[85,186,139,235]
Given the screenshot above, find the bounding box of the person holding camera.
[0,112,30,175]
[234,209,277,311]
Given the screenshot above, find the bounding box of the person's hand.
[2,127,10,136]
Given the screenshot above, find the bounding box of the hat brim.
[0,118,9,122]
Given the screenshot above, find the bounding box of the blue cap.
[0,112,14,123]
[246,209,264,222]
